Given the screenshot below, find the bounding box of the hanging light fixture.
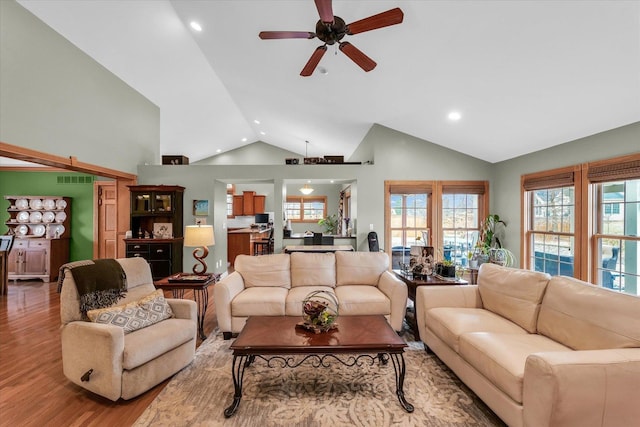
[300,181,314,195]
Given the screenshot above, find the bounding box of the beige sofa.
[59,257,198,401]
[417,263,640,427]
[215,251,407,338]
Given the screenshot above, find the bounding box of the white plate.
[56,199,67,209]
[43,199,56,210]
[15,199,29,210]
[31,225,46,237]
[55,212,67,223]
[15,225,28,236]
[17,211,30,223]
[51,224,65,238]
[29,199,43,210]
[42,211,55,223]
[29,211,43,223]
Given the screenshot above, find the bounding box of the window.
[589,157,640,295]
[441,182,487,266]
[384,181,488,269]
[523,168,579,278]
[521,154,639,295]
[226,184,235,217]
[285,196,327,222]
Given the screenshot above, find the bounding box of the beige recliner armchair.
[59,257,197,401]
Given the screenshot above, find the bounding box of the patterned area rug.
[134,331,506,427]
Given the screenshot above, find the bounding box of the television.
[255,213,269,224]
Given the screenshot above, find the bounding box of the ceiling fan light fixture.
[300,183,314,195]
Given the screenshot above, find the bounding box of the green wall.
[0,171,97,261]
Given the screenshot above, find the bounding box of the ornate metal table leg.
[390,352,414,412]
[224,354,248,417]
[377,353,389,365]
[192,288,208,340]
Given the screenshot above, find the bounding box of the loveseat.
[59,257,198,401]
[214,251,407,339]
[416,262,640,427]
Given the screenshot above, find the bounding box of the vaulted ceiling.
[17,0,640,164]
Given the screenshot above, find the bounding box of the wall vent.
[56,175,94,184]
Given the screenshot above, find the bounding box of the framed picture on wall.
[193,200,209,216]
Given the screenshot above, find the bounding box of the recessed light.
[318,67,328,75]
[216,149,221,153]
[448,111,462,121]
[260,131,266,135]
[253,119,261,124]
[241,137,247,142]
[190,22,202,32]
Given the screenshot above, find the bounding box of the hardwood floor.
[0,279,219,427]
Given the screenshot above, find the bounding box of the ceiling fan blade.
[300,45,327,77]
[314,0,334,23]
[259,31,315,40]
[339,42,376,72]
[346,7,404,35]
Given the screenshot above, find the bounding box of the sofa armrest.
[60,321,125,401]
[213,271,246,332]
[524,349,640,427]
[166,298,197,321]
[377,271,408,331]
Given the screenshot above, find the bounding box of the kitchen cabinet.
[124,185,184,280]
[4,195,71,282]
[231,192,266,217]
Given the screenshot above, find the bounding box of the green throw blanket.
[58,259,127,317]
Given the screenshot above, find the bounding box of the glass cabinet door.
[132,192,153,214]
[154,192,174,213]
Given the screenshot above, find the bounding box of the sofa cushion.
[537,276,640,350]
[231,287,288,317]
[285,286,337,316]
[290,253,336,288]
[335,285,390,315]
[86,289,174,334]
[426,307,528,353]
[478,263,550,333]
[335,251,388,286]
[235,254,291,289]
[459,332,572,404]
[122,318,196,370]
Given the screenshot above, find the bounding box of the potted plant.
[318,214,339,235]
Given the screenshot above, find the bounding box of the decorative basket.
[298,290,339,333]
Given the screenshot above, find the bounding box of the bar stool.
[253,229,274,256]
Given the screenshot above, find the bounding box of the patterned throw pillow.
[87,289,174,333]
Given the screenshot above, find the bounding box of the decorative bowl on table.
[298,290,339,333]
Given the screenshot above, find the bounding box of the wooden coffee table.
[224,315,414,417]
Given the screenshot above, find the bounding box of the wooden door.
[94,182,118,259]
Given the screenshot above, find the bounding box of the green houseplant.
[318,214,339,235]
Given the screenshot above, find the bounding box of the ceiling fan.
[259,0,404,76]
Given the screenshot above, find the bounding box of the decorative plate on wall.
[55,212,67,223]
[15,225,28,236]
[43,199,56,210]
[17,211,30,223]
[29,199,43,210]
[56,199,67,209]
[42,211,55,223]
[15,199,29,210]
[29,211,43,223]
[31,225,46,237]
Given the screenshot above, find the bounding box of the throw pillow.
[87,289,174,333]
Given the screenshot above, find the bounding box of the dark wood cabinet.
[124,185,184,280]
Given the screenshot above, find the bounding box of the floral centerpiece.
[297,290,339,333]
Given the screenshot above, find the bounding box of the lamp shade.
[184,225,215,247]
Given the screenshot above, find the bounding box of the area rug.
[134,331,506,427]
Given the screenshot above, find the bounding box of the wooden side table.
[155,273,220,340]
[393,270,468,341]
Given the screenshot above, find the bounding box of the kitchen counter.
[227,227,272,266]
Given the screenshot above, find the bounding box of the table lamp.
[184,225,215,274]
